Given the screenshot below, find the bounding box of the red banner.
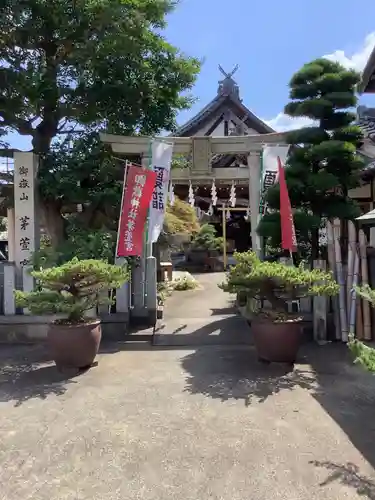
[278,156,297,253]
[116,163,156,257]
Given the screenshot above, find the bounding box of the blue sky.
[166,0,375,130]
[6,0,375,149]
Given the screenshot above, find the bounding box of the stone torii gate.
[100,131,287,324]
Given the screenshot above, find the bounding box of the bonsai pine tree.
[219,251,339,320]
[257,58,364,259]
[15,258,129,324]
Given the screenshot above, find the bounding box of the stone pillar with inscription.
[13,153,40,292]
[6,208,16,262]
[248,151,261,255]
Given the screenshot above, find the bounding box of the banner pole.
[259,148,265,259]
[146,140,153,258]
[141,141,153,307]
[115,160,129,260]
[114,159,129,313]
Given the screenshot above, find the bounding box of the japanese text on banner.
[259,145,290,216]
[147,140,173,244]
[151,167,165,211]
[116,164,156,258]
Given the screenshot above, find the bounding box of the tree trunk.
[40,200,65,248]
[32,45,62,248]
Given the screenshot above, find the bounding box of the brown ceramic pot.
[252,318,302,364]
[48,319,102,370]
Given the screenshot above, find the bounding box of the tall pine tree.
[257,58,364,259]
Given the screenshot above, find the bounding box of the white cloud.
[265,113,315,132]
[264,33,375,132]
[323,32,375,71]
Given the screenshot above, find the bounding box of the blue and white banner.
[147,140,174,243]
[260,145,290,215]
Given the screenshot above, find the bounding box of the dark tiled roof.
[363,159,375,173]
[176,70,375,177]
[175,71,274,137]
[357,106,375,142]
[357,106,375,178]
[358,44,375,93]
[176,93,274,137]
[175,69,273,169]
[208,110,375,175]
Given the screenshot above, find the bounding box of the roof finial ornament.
[218,64,240,99]
[218,64,239,80]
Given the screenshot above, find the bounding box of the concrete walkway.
[1,343,375,499]
[154,272,253,346]
[1,274,375,498]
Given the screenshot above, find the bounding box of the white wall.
[348,183,371,198]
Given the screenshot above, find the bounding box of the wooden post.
[222,204,227,270]
[326,220,340,339]
[217,207,249,270]
[359,229,372,340]
[313,259,328,343]
[356,276,364,340]
[347,221,356,315]
[348,250,360,337]
[333,219,348,342]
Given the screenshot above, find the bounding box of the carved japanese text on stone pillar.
[192,137,211,174]
[14,153,38,269]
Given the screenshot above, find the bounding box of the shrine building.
[171,65,276,251]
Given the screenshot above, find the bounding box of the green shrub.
[15,258,129,324]
[190,224,223,252]
[348,284,375,372]
[164,197,200,235]
[173,275,198,291]
[157,280,175,304]
[219,251,339,320]
[32,226,116,269]
[157,274,198,304]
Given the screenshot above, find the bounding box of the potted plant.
[15,258,129,371]
[219,251,339,364]
[187,224,223,265]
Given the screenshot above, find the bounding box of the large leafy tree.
[39,131,123,244]
[0,0,200,244]
[257,58,364,259]
[36,132,200,259]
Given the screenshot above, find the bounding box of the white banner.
[147,140,174,243]
[260,145,290,215]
